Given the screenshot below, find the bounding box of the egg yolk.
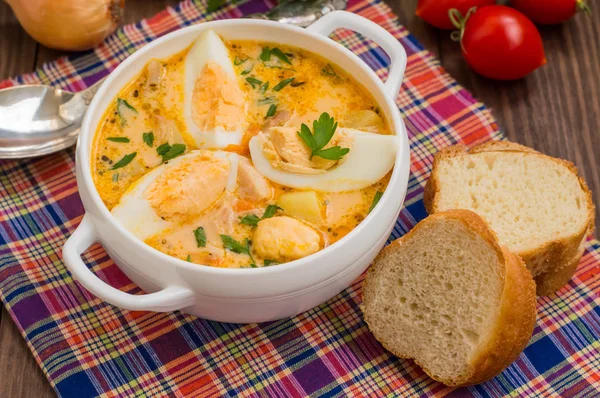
[145,155,230,223]
[192,61,245,133]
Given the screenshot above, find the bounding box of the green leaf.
[260,81,269,94]
[161,143,186,162]
[262,204,282,219]
[312,112,337,150]
[156,143,171,156]
[116,98,137,126]
[263,259,278,266]
[240,214,261,227]
[321,63,338,77]
[273,77,295,92]
[266,104,277,118]
[186,254,192,262]
[110,152,136,170]
[194,227,207,248]
[259,47,271,61]
[314,146,350,160]
[245,77,262,88]
[241,63,254,75]
[368,191,383,213]
[270,48,292,65]
[143,132,154,147]
[234,56,248,66]
[249,263,258,268]
[297,124,316,152]
[107,136,130,143]
[258,96,275,105]
[220,235,250,255]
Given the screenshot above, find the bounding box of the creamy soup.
[92,30,399,268]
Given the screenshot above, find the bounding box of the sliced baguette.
[424,142,595,294]
[362,210,536,386]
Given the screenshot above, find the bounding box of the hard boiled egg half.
[183,30,246,149]
[111,150,239,241]
[249,128,399,192]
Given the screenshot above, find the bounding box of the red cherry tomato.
[511,0,589,25]
[415,0,496,30]
[451,6,546,80]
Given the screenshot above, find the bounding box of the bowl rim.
[77,18,410,277]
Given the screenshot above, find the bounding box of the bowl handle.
[62,214,195,312]
[306,10,407,99]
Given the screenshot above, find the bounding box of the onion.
[4,0,124,51]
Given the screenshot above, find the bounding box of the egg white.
[111,150,239,241]
[183,30,244,149]
[249,129,399,192]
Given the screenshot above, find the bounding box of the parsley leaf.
[263,259,278,266]
[110,152,136,170]
[321,63,339,78]
[270,48,292,65]
[156,143,186,162]
[234,56,248,66]
[194,227,207,248]
[107,137,130,143]
[186,254,192,262]
[220,235,250,255]
[161,143,186,162]
[259,47,271,61]
[262,204,282,219]
[266,104,277,118]
[143,132,154,147]
[245,77,262,88]
[116,98,137,126]
[240,214,261,227]
[296,112,349,161]
[368,191,383,213]
[239,205,282,228]
[260,81,269,94]
[273,77,295,92]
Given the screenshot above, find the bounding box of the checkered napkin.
[1,0,599,396]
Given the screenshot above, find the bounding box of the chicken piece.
[261,126,353,175]
[253,216,321,262]
[146,155,230,223]
[154,115,184,146]
[237,157,272,202]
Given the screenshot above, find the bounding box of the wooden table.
[0,1,598,396]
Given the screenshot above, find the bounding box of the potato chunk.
[277,191,325,225]
[342,110,385,133]
[253,216,321,262]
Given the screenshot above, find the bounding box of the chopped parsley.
[239,204,282,227]
[193,227,207,248]
[156,143,186,162]
[259,47,271,62]
[263,259,278,266]
[369,191,383,213]
[241,63,254,75]
[297,112,349,161]
[273,77,295,92]
[110,152,136,170]
[186,254,192,262]
[107,137,130,143]
[266,104,277,118]
[221,235,250,255]
[234,56,248,65]
[245,77,262,88]
[321,63,339,78]
[143,132,154,147]
[116,98,137,126]
[259,47,292,65]
[260,81,269,94]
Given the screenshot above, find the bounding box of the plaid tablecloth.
[1,0,599,397]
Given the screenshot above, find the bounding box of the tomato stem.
[448,7,476,53]
[576,0,591,14]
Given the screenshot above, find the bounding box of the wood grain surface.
[0,1,598,396]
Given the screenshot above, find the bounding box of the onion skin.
[4,0,124,51]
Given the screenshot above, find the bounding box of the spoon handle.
[80,76,107,105]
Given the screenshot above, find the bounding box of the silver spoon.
[0,0,346,159]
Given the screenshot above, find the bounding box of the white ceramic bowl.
[62,11,410,323]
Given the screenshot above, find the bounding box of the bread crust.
[423,141,595,294]
[362,210,537,386]
[534,239,586,296]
